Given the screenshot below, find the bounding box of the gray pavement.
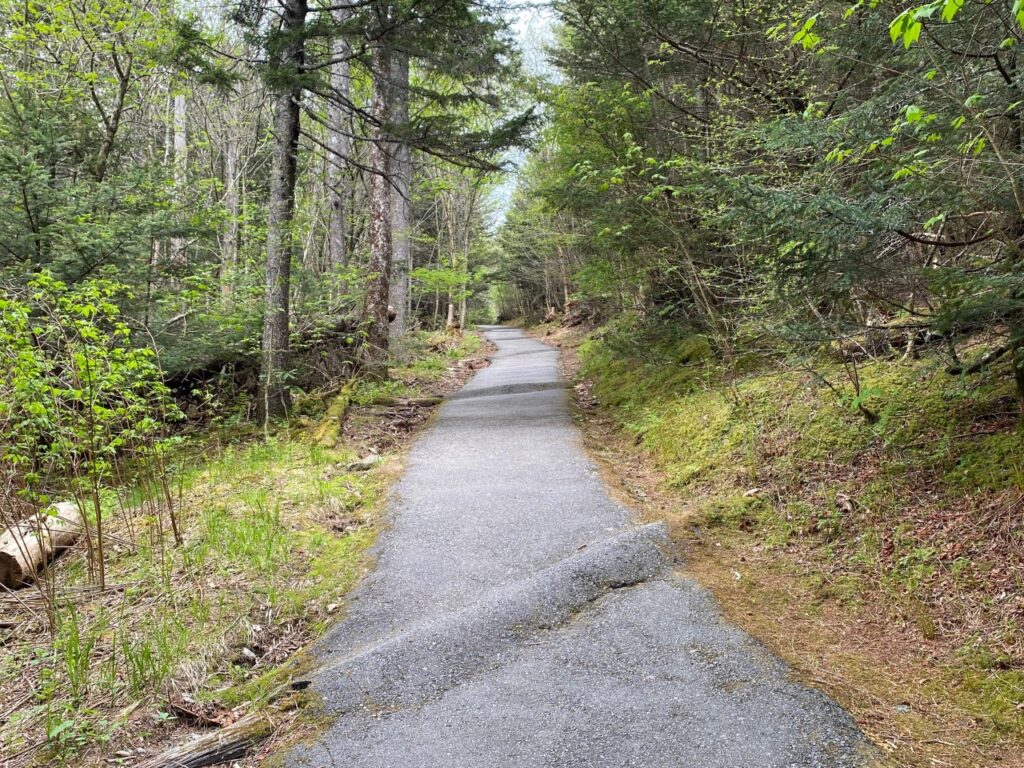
[283,326,875,768]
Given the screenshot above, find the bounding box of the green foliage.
[1,273,183,589]
[0,274,179,493]
[504,0,1024,395]
[0,0,189,283]
[0,274,179,494]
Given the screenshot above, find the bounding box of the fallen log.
[140,693,305,768]
[312,381,356,447]
[139,709,276,768]
[0,502,84,589]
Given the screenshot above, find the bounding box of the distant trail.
[283,327,874,768]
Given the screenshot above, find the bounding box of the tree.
[355,0,533,375]
[499,0,1024,402]
[0,0,181,284]
[362,10,395,379]
[258,0,309,421]
[326,3,354,273]
[389,51,413,339]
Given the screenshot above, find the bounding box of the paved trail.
[284,327,874,768]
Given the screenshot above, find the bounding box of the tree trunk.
[222,129,240,295]
[389,52,412,339]
[327,9,352,275]
[1012,336,1024,403]
[361,43,394,379]
[0,502,83,588]
[257,0,307,423]
[171,92,188,264]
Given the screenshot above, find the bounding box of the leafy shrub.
[0,272,182,589]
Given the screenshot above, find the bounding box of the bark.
[139,709,277,768]
[171,92,188,264]
[389,52,412,339]
[92,58,131,183]
[258,0,308,422]
[327,9,352,274]
[361,42,394,379]
[1013,337,1024,403]
[441,174,459,331]
[0,502,83,589]
[222,129,240,294]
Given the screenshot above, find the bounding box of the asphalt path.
[283,326,875,768]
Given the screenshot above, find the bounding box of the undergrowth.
[0,438,379,766]
[0,329,485,767]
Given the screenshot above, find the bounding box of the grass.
[391,330,484,382]
[0,437,381,767]
[0,328,489,767]
[571,321,1024,767]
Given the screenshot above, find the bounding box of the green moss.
[761,501,812,547]
[699,493,770,529]
[946,430,1024,491]
[802,571,865,605]
[953,653,1024,736]
[887,544,939,596]
[579,319,1024,635]
[655,391,747,487]
[579,326,714,412]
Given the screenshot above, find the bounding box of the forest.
[1,0,1023,766]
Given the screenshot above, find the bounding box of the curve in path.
[284,327,875,768]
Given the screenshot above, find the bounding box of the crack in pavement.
[310,524,671,714]
[282,326,878,768]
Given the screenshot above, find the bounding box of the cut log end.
[0,552,25,590]
[0,501,84,589]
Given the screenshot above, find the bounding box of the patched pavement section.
[283,327,875,768]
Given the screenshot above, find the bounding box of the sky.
[488,2,557,226]
[512,3,557,78]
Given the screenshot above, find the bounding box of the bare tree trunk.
[362,40,393,380]
[442,179,458,331]
[171,92,188,264]
[432,201,442,327]
[222,129,239,294]
[258,0,307,423]
[327,9,352,275]
[361,42,394,378]
[389,52,412,339]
